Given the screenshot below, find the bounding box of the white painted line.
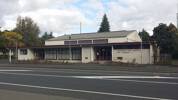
[0,70,32,72]
[105,79,178,85]
[0,72,178,85]
[44,69,178,75]
[73,76,178,85]
[73,76,178,79]
[0,82,171,100]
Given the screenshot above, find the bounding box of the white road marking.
[0,82,171,100]
[73,76,178,79]
[105,79,178,85]
[0,70,32,72]
[0,72,178,85]
[39,68,178,76]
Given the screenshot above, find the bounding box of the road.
[0,66,177,100]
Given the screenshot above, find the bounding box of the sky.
[0,0,178,36]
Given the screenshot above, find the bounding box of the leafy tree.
[139,29,150,42]
[153,23,177,55]
[14,16,40,46]
[0,28,5,47]
[98,14,110,33]
[2,31,23,47]
[41,32,54,45]
[168,23,178,59]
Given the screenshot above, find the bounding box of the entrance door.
[34,49,45,60]
[94,46,112,61]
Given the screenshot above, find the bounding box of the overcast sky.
[0,0,177,36]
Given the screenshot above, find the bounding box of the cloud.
[0,0,177,36]
[107,0,178,34]
[21,8,90,34]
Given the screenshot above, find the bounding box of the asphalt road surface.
[0,66,177,100]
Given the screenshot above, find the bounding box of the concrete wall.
[108,37,127,43]
[127,31,142,42]
[112,47,153,64]
[82,47,94,63]
[47,60,81,63]
[108,32,141,43]
[45,41,64,46]
[45,32,141,45]
[18,49,35,61]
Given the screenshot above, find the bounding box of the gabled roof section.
[48,30,137,41]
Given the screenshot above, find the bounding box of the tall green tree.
[14,16,40,46]
[139,29,150,42]
[41,32,54,45]
[153,23,177,54]
[98,14,110,33]
[0,27,5,47]
[168,23,178,59]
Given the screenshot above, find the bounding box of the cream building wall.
[127,31,142,42]
[18,49,35,61]
[82,47,94,63]
[45,31,141,46]
[112,47,153,64]
[45,41,64,46]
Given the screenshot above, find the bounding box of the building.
[17,30,154,64]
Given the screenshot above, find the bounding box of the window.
[113,44,150,49]
[93,39,108,44]
[57,48,69,60]
[71,48,81,60]
[20,49,28,55]
[64,41,77,45]
[78,40,92,44]
[45,48,57,60]
[57,48,81,60]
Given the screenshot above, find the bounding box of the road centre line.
[0,82,171,100]
[1,67,177,76]
[0,72,177,85]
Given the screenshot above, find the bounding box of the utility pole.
[177,4,178,28]
[140,33,143,64]
[141,40,143,64]
[80,22,82,34]
[69,35,72,61]
[15,40,18,63]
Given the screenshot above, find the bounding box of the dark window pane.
[64,41,77,45]
[78,40,92,44]
[45,48,57,60]
[113,44,150,49]
[93,39,108,44]
[20,49,27,55]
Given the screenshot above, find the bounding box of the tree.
[0,28,5,47]
[139,29,150,42]
[168,23,178,59]
[41,32,54,45]
[2,31,23,47]
[14,16,40,46]
[98,14,110,33]
[153,23,177,54]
